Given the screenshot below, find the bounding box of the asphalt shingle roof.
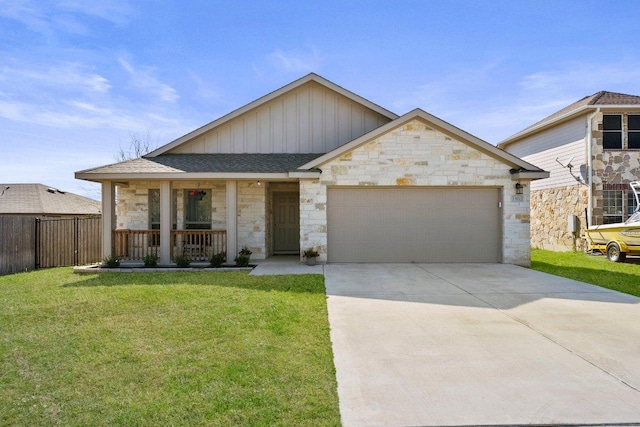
[0,184,101,215]
[78,153,325,175]
[518,91,640,135]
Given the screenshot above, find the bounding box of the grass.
[0,269,340,426]
[531,249,640,297]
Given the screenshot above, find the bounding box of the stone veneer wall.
[300,118,533,266]
[115,181,226,230]
[591,112,640,226]
[236,181,266,259]
[529,184,588,251]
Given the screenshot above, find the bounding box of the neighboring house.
[498,91,640,251]
[76,73,547,266]
[0,183,101,218]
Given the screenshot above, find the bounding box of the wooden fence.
[0,216,102,276]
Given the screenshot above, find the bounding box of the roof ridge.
[589,91,607,105]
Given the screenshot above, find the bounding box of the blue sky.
[2,0,640,199]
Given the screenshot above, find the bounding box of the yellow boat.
[586,181,640,262]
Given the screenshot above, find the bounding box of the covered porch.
[100,179,304,265]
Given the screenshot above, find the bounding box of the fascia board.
[288,171,321,178]
[75,172,291,182]
[510,170,550,180]
[146,73,398,157]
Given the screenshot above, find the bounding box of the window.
[148,189,177,230]
[628,115,640,149]
[184,190,211,229]
[603,189,638,224]
[602,115,622,149]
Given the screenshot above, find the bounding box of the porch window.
[184,189,211,229]
[602,115,622,150]
[148,189,177,230]
[628,115,640,149]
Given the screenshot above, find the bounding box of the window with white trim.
[603,189,638,224]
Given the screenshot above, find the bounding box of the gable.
[157,76,395,156]
[318,118,515,186]
[303,109,546,174]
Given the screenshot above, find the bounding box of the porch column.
[226,180,237,259]
[160,181,172,265]
[101,181,115,260]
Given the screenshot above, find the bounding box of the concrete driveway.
[325,263,640,426]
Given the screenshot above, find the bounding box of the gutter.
[586,107,600,228]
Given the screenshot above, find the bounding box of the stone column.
[226,180,237,259]
[159,181,172,264]
[101,181,115,260]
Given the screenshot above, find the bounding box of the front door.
[273,192,300,254]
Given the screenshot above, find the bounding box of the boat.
[586,181,640,262]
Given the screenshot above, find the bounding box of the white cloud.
[391,59,640,143]
[267,47,322,73]
[57,0,135,25]
[118,57,179,103]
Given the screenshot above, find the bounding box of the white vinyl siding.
[169,81,391,154]
[505,116,587,191]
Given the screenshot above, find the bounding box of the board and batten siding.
[169,81,391,154]
[505,116,587,191]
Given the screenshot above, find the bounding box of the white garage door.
[327,187,501,263]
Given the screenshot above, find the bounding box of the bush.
[144,253,158,268]
[174,254,191,268]
[102,254,120,268]
[234,254,250,267]
[210,251,226,268]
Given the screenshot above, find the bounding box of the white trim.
[300,108,546,173]
[146,73,398,157]
[75,172,293,182]
[510,171,550,180]
[288,171,321,178]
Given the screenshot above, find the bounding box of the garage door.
[327,187,500,263]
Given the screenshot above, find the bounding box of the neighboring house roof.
[146,73,399,157]
[302,108,548,177]
[76,154,324,181]
[0,184,101,216]
[499,91,640,148]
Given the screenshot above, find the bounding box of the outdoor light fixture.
[257,180,261,186]
[515,182,524,195]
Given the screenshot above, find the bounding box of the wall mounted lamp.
[515,182,524,195]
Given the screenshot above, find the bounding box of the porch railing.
[113,229,226,263]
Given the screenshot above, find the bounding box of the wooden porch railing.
[113,229,226,263]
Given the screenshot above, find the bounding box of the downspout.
[586,107,600,228]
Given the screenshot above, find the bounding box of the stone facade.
[300,118,533,266]
[530,184,588,251]
[115,180,227,230]
[236,181,266,259]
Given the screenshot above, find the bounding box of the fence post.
[34,218,40,269]
[74,217,78,266]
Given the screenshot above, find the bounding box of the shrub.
[234,254,250,267]
[239,246,253,256]
[102,254,120,268]
[144,253,158,268]
[174,254,191,268]
[303,247,319,258]
[210,251,226,268]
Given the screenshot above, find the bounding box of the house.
[76,73,547,266]
[498,91,640,251]
[0,183,101,218]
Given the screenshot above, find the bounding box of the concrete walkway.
[325,263,640,426]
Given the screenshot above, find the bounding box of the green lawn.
[531,249,640,297]
[0,269,340,426]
